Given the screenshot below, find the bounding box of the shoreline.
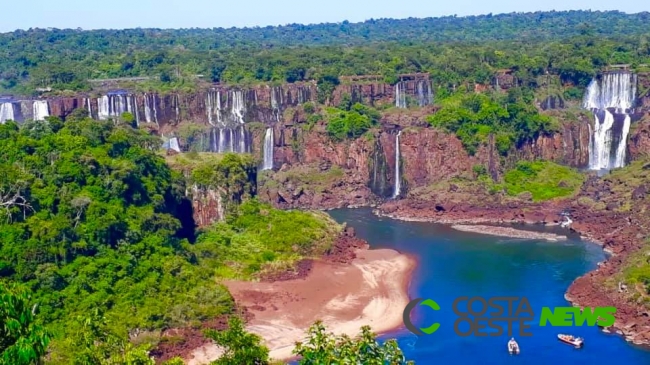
[450,224,567,241]
[232,248,416,361]
[187,246,416,363]
[374,201,650,348]
[180,200,649,364]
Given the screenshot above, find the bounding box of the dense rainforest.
[1,10,650,94]
[2,9,650,364]
[0,115,350,363]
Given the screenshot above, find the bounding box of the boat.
[558,334,584,348]
[507,338,520,354]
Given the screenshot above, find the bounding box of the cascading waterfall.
[97,96,110,120]
[262,127,274,170]
[144,93,159,124]
[395,82,407,108]
[174,94,180,122]
[0,102,15,123]
[86,98,93,118]
[203,125,251,154]
[206,90,223,126]
[393,131,402,198]
[230,90,245,124]
[271,87,283,122]
[32,101,49,121]
[583,72,637,170]
[97,93,138,121]
[368,140,391,197]
[163,137,181,152]
[416,79,434,107]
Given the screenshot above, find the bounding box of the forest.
[1,10,650,94]
[0,115,350,363]
[2,9,650,364]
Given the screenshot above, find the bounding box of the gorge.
[3,68,650,363]
[5,10,650,365]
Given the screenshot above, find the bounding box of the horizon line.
[2,9,648,34]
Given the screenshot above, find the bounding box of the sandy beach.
[450,224,567,241]
[186,248,415,363]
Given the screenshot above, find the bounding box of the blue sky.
[2,0,647,32]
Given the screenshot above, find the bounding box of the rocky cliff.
[512,119,592,168]
[254,113,597,209]
[4,72,650,216]
[166,153,258,228]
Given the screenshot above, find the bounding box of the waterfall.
[86,98,93,118]
[0,102,15,123]
[615,115,632,166]
[32,101,49,121]
[416,80,434,107]
[206,90,223,126]
[262,127,274,170]
[98,96,110,120]
[393,131,402,198]
[97,93,136,120]
[174,94,180,122]
[218,128,226,151]
[368,140,391,198]
[202,125,250,153]
[144,93,159,124]
[230,90,245,124]
[271,87,283,122]
[395,82,407,108]
[583,72,637,170]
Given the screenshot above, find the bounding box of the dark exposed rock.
[633,185,647,200]
[540,95,565,110]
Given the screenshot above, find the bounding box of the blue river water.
[326,208,650,365]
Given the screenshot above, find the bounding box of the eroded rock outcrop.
[514,121,592,167]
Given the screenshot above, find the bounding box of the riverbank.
[222,248,415,361]
[180,229,415,364]
[375,196,650,347]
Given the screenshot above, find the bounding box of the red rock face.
[629,119,650,159]
[190,185,225,228]
[381,128,489,187]
[330,77,433,108]
[44,83,318,129]
[515,121,592,167]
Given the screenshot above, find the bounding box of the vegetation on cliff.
[0,118,347,363]
[411,160,584,204]
[195,199,341,279]
[427,89,558,155]
[166,152,258,219]
[590,160,650,303]
[325,102,381,141]
[501,161,585,201]
[1,11,649,94]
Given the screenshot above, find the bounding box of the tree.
[63,308,155,365]
[0,283,50,365]
[204,316,269,365]
[293,321,414,365]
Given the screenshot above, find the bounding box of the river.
[327,208,650,365]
